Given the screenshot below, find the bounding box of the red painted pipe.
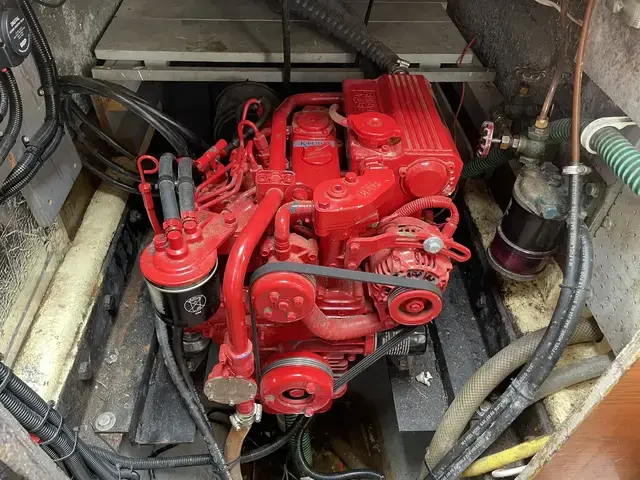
[270,93,343,170]
[381,195,460,238]
[223,188,284,354]
[274,201,315,260]
[303,305,382,341]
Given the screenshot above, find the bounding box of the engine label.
[184,294,207,315]
[293,140,336,148]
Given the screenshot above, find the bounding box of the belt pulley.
[248,262,443,387]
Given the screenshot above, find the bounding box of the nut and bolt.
[94,412,116,432]
[22,136,30,145]
[585,182,600,197]
[105,352,118,365]
[262,307,273,319]
[77,360,92,380]
[602,216,614,231]
[293,296,304,308]
[268,292,280,303]
[423,236,444,254]
[103,295,116,314]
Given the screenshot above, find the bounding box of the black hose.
[281,0,292,88]
[0,70,23,166]
[89,415,307,469]
[158,153,180,220]
[0,74,9,122]
[289,0,408,73]
[334,326,417,390]
[176,158,195,215]
[154,315,231,480]
[431,222,591,480]
[291,417,385,480]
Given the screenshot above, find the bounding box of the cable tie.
[31,401,54,433]
[562,164,591,176]
[40,409,64,446]
[51,428,79,462]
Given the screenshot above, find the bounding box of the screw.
[103,295,116,314]
[268,292,280,304]
[94,412,116,432]
[349,243,360,253]
[262,307,273,319]
[344,172,357,184]
[423,236,444,254]
[22,136,30,145]
[77,361,92,381]
[541,206,559,220]
[603,216,614,231]
[37,87,45,97]
[293,296,304,308]
[318,200,330,209]
[105,352,118,365]
[287,312,297,321]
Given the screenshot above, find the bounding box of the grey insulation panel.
[584,1,640,125]
[588,186,640,354]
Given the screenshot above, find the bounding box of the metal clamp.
[562,164,592,175]
[580,116,637,154]
[230,403,263,431]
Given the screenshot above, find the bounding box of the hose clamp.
[580,116,636,154]
[230,403,263,431]
[562,164,592,176]
[392,58,411,73]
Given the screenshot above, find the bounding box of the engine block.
[139,74,470,418]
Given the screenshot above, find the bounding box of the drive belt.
[248,262,442,387]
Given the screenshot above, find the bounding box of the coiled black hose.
[89,415,307,470]
[0,70,24,166]
[177,158,195,215]
[158,152,180,220]
[154,315,231,480]
[291,416,385,480]
[289,0,408,73]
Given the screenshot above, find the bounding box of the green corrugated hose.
[285,414,312,465]
[591,127,640,195]
[462,148,514,178]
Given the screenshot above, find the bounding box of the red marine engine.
[139,74,470,419]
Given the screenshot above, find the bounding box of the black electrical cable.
[90,414,307,470]
[281,0,292,89]
[431,223,592,479]
[32,0,68,7]
[67,99,136,161]
[0,0,61,203]
[171,327,208,418]
[0,74,9,122]
[154,315,231,480]
[0,70,24,167]
[291,416,384,480]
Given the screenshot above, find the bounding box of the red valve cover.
[343,74,463,216]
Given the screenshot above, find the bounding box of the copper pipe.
[538,0,569,125]
[225,426,251,480]
[572,0,596,165]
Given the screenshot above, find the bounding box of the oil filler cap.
[0,9,31,69]
[348,112,401,148]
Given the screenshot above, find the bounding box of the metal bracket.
[580,116,637,154]
[230,403,263,431]
[562,164,592,175]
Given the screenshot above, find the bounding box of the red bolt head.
[268,292,280,304]
[344,172,357,184]
[262,307,273,319]
[293,296,304,308]
[287,312,297,322]
[318,200,330,209]
[277,300,291,311]
[347,261,358,270]
[304,407,314,417]
[349,243,360,253]
[223,212,237,226]
[306,382,316,394]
